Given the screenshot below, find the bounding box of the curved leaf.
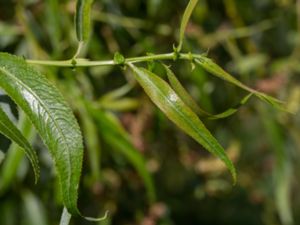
[0,106,39,182]
[0,113,36,195]
[208,93,253,120]
[177,0,199,52]
[0,53,83,215]
[163,64,253,119]
[194,57,286,111]
[128,64,236,183]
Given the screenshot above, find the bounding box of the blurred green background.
[0,0,300,224]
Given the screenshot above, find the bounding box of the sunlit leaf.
[0,106,39,183]
[0,53,83,215]
[128,64,236,182]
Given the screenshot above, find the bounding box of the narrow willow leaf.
[0,112,36,195]
[195,57,286,111]
[163,64,253,119]
[208,93,253,120]
[89,106,156,202]
[0,106,40,183]
[177,0,199,51]
[163,64,211,116]
[75,0,94,42]
[128,64,236,182]
[0,53,83,215]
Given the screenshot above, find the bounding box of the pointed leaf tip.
[0,52,83,215]
[128,63,236,182]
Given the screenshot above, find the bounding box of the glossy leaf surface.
[129,64,236,182]
[0,53,83,215]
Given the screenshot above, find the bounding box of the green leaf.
[0,106,39,183]
[89,107,156,203]
[113,52,125,65]
[0,112,36,195]
[163,64,253,119]
[128,64,236,183]
[177,0,199,52]
[75,0,94,42]
[163,64,211,116]
[0,53,83,215]
[195,56,286,111]
[208,93,253,120]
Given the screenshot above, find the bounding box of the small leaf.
[75,0,94,42]
[0,53,83,215]
[113,52,125,65]
[0,106,39,183]
[195,56,286,111]
[177,0,199,52]
[128,64,236,183]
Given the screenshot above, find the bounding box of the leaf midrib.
[0,66,73,207]
[138,68,228,161]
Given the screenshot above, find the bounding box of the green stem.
[26,52,200,67]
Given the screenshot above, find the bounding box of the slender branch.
[26,52,200,67]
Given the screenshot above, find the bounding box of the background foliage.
[0,0,300,224]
